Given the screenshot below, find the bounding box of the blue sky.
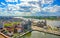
[0,0,60,16]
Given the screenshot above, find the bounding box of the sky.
[0,0,60,16]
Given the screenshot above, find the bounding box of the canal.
[21,31,60,38]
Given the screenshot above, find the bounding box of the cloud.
[5,0,18,2]
[41,0,54,4]
[7,4,20,11]
[42,5,60,13]
[1,2,32,16]
[1,2,6,5]
[0,0,60,16]
[6,1,41,13]
[0,8,6,12]
[20,0,38,2]
[0,11,13,16]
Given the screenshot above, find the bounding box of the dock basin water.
[21,31,60,38]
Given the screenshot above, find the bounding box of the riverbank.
[20,31,32,37]
[0,25,60,38]
[12,30,32,38]
[32,26,60,36]
[0,32,10,38]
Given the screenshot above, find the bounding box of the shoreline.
[32,26,60,36]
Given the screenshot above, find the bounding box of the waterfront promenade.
[32,26,60,36]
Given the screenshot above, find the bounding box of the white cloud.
[5,0,18,2]
[12,11,32,16]
[7,4,20,11]
[20,0,38,2]
[19,2,31,6]
[0,11,13,16]
[43,5,60,13]
[20,0,54,5]
[1,2,6,5]
[41,0,54,4]
[6,1,41,12]
[0,8,3,11]
[0,0,60,16]
[0,1,42,16]
[0,8,6,12]
[31,7,41,13]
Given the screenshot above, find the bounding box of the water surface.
[21,31,60,38]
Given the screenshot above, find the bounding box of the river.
[21,31,60,38]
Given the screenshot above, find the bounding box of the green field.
[4,22,20,27]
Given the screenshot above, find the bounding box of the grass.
[4,22,21,27]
